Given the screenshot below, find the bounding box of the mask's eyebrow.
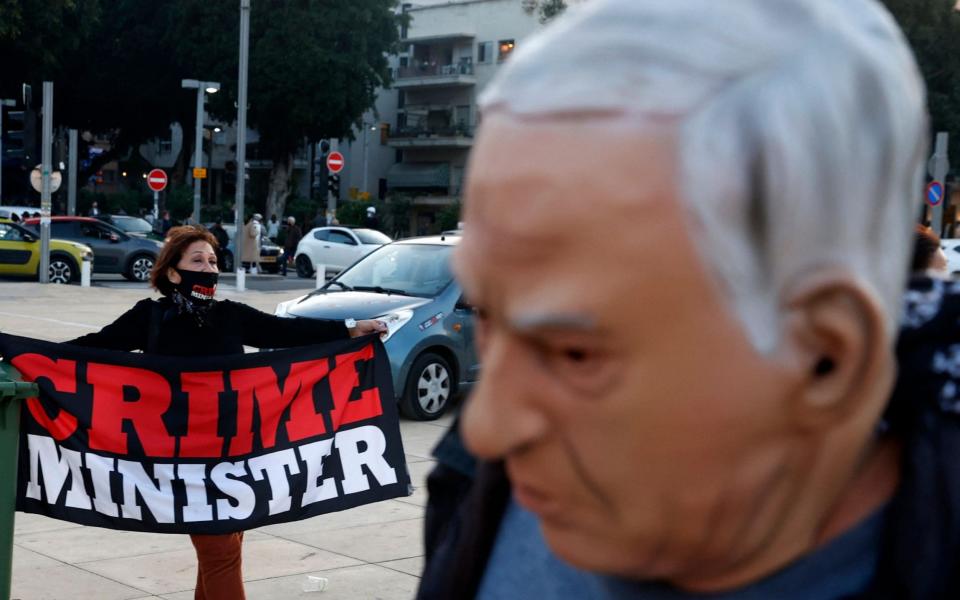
[509,312,598,334]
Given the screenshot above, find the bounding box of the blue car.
[275,235,478,420]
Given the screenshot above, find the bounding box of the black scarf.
[868,276,960,599]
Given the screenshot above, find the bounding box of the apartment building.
[340,0,547,235]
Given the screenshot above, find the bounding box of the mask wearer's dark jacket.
[416,276,960,600]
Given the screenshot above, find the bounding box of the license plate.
[260,255,276,263]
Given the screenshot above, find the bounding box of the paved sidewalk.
[0,282,448,599]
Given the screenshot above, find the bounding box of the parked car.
[942,239,960,277]
[0,219,93,283]
[294,227,391,279]
[276,235,477,420]
[101,214,165,242]
[24,216,162,282]
[0,206,40,222]
[205,223,285,273]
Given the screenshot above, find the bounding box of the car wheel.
[125,254,155,282]
[296,254,314,278]
[48,254,78,284]
[222,251,234,273]
[400,352,453,421]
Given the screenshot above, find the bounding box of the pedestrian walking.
[87,201,100,217]
[208,218,230,272]
[241,214,262,274]
[66,225,386,600]
[282,216,302,277]
[266,214,279,241]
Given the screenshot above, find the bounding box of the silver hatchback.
[276,235,478,420]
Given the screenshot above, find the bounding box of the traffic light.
[327,174,340,198]
[2,109,26,168]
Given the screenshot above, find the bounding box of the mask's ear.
[779,271,894,431]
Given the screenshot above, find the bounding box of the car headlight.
[275,295,305,317]
[375,309,414,342]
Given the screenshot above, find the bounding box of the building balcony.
[394,62,476,89]
[388,125,474,149]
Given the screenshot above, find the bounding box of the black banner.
[0,333,411,534]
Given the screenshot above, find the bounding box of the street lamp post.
[362,123,378,196]
[181,79,220,224]
[0,99,16,205]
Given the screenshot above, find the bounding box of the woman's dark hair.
[151,225,219,296]
[911,224,942,273]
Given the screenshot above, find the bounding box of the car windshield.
[332,243,454,297]
[113,216,153,233]
[353,229,391,245]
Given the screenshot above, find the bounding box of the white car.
[942,239,960,276]
[295,226,391,278]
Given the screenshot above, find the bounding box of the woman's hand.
[349,319,389,338]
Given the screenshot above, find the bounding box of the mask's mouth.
[190,284,216,302]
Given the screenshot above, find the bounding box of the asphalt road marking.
[0,310,99,330]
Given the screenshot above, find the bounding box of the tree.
[521,0,568,24]
[173,0,405,220]
[881,0,960,162]
[0,0,196,185]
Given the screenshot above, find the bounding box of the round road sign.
[927,180,944,206]
[147,169,168,192]
[326,151,345,174]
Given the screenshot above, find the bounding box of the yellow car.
[0,218,93,284]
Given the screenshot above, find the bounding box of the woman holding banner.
[68,225,387,600]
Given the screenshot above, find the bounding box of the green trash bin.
[0,361,34,600]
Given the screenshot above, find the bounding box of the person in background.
[364,206,380,231]
[266,214,279,241]
[88,201,99,217]
[911,223,949,277]
[282,216,302,277]
[241,213,262,274]
[67,225,386,600]
[416,1,960,598]
[208,218,231,273]
[160,210,173,236]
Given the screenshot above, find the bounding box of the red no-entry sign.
[326,151,345,174]
[147,169,168,192]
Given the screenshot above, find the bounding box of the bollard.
[0,362,34,600]
[315,264,327,289]
[80,258,91,287]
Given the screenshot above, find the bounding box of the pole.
[236,0,251,292]
[193,88,204,225]
[932,132,950,236]
[327,139,338,220]
[67,129,77,216]
[362,127,370,196]
[39,82,53,284]
[0,99,15,204]
[0,104,3,204]
[153,190,159,220]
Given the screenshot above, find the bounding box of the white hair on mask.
[479,0,928,351]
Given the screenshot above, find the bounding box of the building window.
[498,40,515,62]
[478,41,493,64]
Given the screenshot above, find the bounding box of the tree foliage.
[172,0,404,217]
[881,0,960,162]
[1,0,403,213]
[521,0,567,24]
